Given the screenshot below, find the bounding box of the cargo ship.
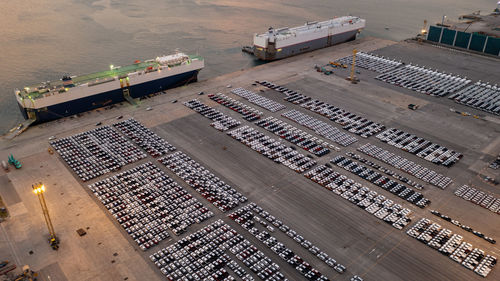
[15,52,204,123]
[251,16,366,61]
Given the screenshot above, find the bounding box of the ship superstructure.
[253,16,366,60]
[15,52,204,123]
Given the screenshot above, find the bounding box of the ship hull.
[254,29,358,61]
[19,70,199,123]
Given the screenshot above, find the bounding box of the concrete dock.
[0,37,499,281]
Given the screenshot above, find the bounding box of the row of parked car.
[51,126,146,181]
[231,87,286,112]
[229,204,333,280]
[407,218,497,277]
[376,128,463,167]
[113,118,176,158]
[208,93,263,121]
[256,81,309,105]
[358,143,452,189]
[335,52,402,73]
[281,109,357,147]
[159,151,247,212]
[229,202,344,280]
[375,64,471,97]
[229,202,352,280]
[227,126,317,173]
[448,82,500,116]
[331,155,430,208]
[283,92,311,105]
[88,162,214,250]
[346,151,424,190]
[430,210,496,244]
[454,185,500,214]
[256,81,385,139]
[150,220,287,280]
[490,153,500,170]
[299,99,386,138]
[304,165,412,229]
[254,117,331,156]
[184,99,241,131]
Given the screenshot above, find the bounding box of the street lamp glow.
[31,182,59,250]
[32,183,45,194]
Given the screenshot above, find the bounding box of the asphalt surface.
[0,37,499,281]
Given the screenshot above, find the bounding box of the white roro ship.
[253,16,366,60]
[15,52,204,123]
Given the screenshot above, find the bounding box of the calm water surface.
[0,0,495,134]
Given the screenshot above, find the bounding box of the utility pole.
[32,183,59,250]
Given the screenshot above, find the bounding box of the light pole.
[32,183,59,250]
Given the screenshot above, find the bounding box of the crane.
[346,49,359,84]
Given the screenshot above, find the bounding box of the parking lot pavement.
[252,70,497,191]
[406,218,497,277]
[257,80,464,168]
[304,164,413,228]
[155,111,496,280]
[0,150,165,281]
[0,174,21,205]
[228,203,342,280]
[260,72,497,161]
[36,262,68,281]
[429,209,496,244]
[1,37,498,281]
[257,81,385,139]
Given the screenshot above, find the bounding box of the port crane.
[346,49,359,84]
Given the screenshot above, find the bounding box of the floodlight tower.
[32,183,59,250]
